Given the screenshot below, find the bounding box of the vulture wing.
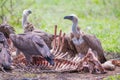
[82,34,106,63]
[32,35,54,65]
[0,23,15,38]
[32,35,51,57]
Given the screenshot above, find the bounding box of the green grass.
[104,75,120,80]
[0,0,120,53]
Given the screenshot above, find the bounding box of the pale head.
[23,9,32,16]
[22,9,32,28]
[64,14,78,23]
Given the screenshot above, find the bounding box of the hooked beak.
[23,9,32,16]
[64,16,73,20]
[28,10,32,14]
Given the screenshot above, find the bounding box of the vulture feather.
[22,9,54,49]
[64,14,106,63]
[10,33,54,66]
[82,34,106,63]
[0,23,15,38]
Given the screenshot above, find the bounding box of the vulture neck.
[72,19,79,37]
[22,14,28,29]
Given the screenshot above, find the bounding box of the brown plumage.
[10,33,54,66]
[82,34,106,63]
[12,31,114,73]
[64,14,106,63]
[22,9,54,49]
[0,23,15,53]
[0,23,15,38]
[24,22,35,33]
[0,32,12,70]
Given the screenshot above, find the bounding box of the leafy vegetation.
[104,75,120,80]
[0,0,120,53]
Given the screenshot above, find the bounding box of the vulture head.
[64,14,80,39]
[22,9,32,28]
[23,9,32,16]
[64,14,78,23]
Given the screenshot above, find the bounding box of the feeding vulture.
[22,9,54,49]
[0,32,12,70]
[64,14,106,63]
[22,9,35,33]
[0,22,15,51]
[10,33,54,66]
[0,23,15,38]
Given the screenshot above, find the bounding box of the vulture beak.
[23,9,32,16]
[28,10,32,14]
[64,16,73,20]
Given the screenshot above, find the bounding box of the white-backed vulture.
[0,32,12,70]
[0,23,15,38]
[64,14,106,63]
[0,23,15,51]
[10,33,54,66]
[22,9,35,33]
[22,9,54,49]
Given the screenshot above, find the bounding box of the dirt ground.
[0,52,120,80]
[0,67,120,80]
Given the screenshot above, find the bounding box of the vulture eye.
[28,10,32,14]
[69,16,73,19]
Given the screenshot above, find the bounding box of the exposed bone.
[77,48,106,74]
[55,33,66,58]
[0,14,110,74]
[13,48,108,73]
[53,25,57,50]
[57,52,68,59]
[11,25,115,74]
[55,61,62,70]
[112,59,120,67]
[53,30,62,55]
[102,60,116,71]
[59,33,65,52]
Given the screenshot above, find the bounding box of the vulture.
[10,33,54,66]
[64,14,106,63]
[0,32,12,70]
[22,9,35,33]
[0,22,15,50]
[0,23,15,38]
[22,9,54,49]
[12,9,55,64]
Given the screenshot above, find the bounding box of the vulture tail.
[100,56,107,63]
[45,56,54,66]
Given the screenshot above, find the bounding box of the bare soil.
[0,52,120,80]
[0,67,120,80]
